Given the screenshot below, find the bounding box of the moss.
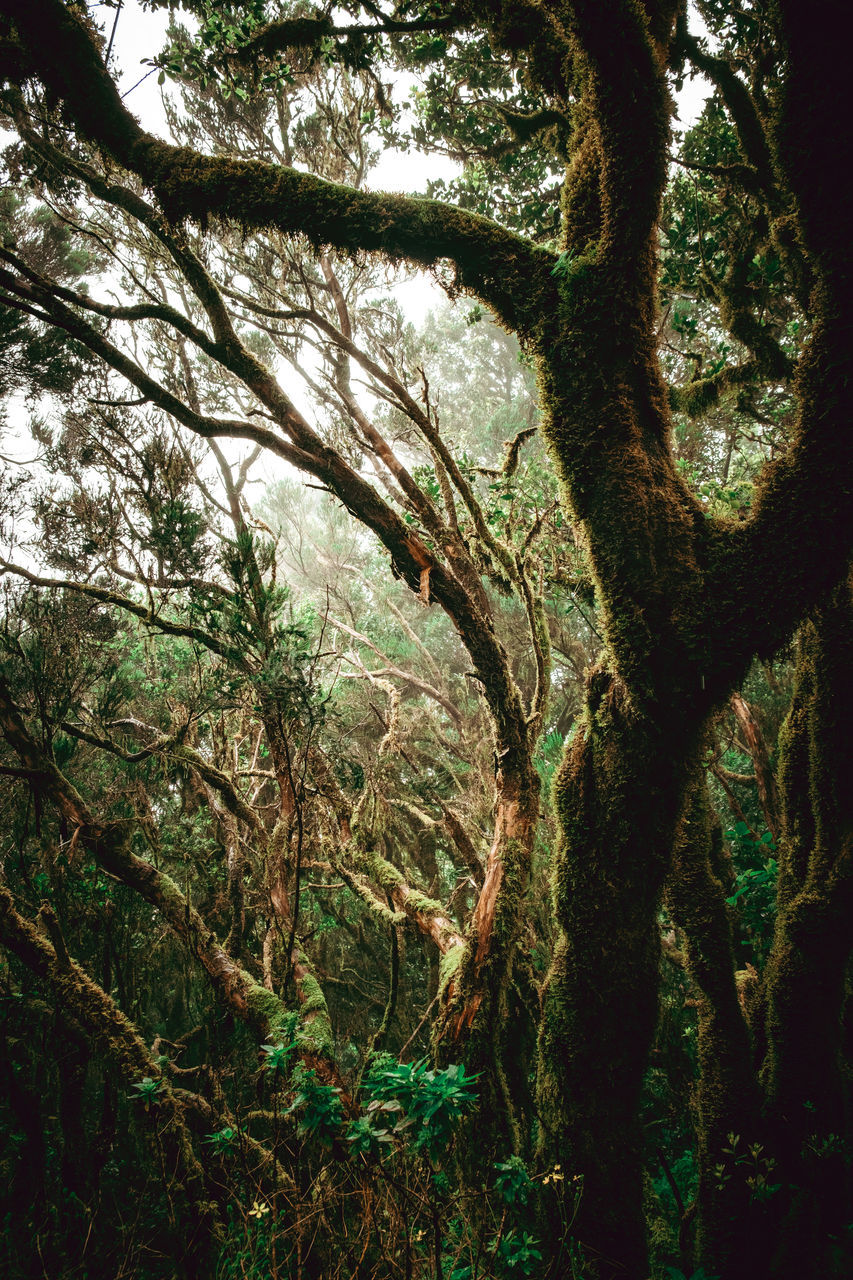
[759,586,853,1276]
[244,978,292,1042]
[268,817,288,862]
[672,373,727,419]
[643,1171,677,1270]
[294,955,334,1057]
[438,941,464,997]
[401,885,447,918]
[536,669,705,1279]
[357,832,446,918]
[346,871,405,925]
[134,140,557,337]
[666,781,762,1277]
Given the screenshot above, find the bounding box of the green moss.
[402,885,447,917]
[759,586,853,1273]
[347,872,405,925]
[132,140,557,336]
[294,955,334,1056]
[666,780,760,1275]
[154,867,188,914]
[245,979,291,1042]
[268,817,288,861]
[438,942,464,996]
[675,374,725,419]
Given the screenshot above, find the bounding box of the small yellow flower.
[248,1200,270,1219]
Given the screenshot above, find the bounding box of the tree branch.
[4,0,555,333]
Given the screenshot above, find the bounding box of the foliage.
[1,2,852,1278]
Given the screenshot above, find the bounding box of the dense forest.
[1,2,851,1277]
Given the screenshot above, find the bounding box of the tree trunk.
[435,749,541,1156]
[536,673,700,1278]
[731,691,783,841]
[666,780,763,1278]
[761,582,853,1279]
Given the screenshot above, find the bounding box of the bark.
[318,705,540,1132]
[536,676,699,1278]
[435,751,541,1153]
[221,811,246,959]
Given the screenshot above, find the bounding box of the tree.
[1,3,852,1278]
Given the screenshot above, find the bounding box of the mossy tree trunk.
[535,678,703,1277]
[529,8,712,1270]
[760,582,853,1278]
[666,780,763,1279]
[528,0,853,1271]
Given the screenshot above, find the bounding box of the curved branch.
[4,0,555,333]
[0,561,248,667]
[62,716,264,835]
[239,10,464,63]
